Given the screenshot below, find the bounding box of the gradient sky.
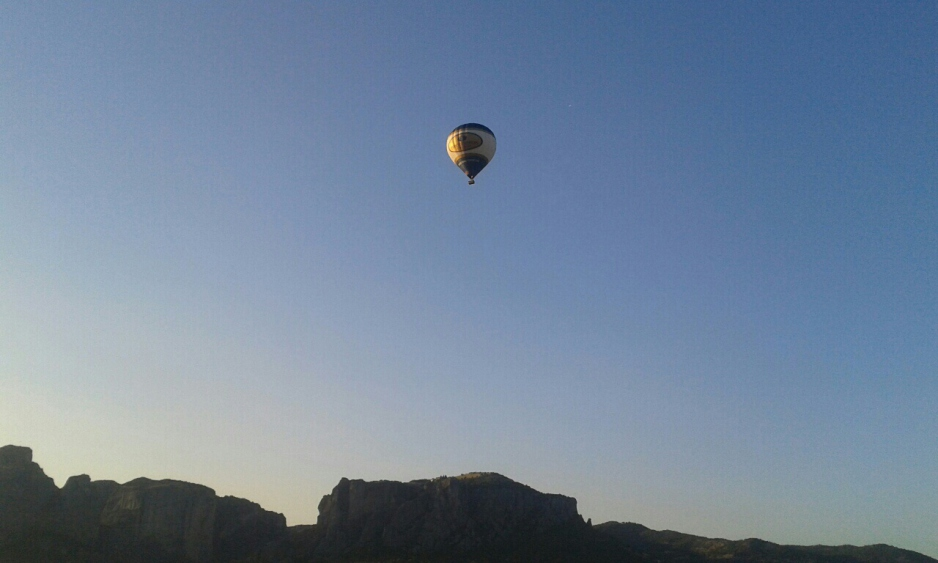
[2,1,937,558]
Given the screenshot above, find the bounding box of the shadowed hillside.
[595,523,936,563]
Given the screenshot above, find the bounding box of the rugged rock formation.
[214,495,287,562]
[59,474,119,546]
[0,445,59,543]
[314,472,584,558]
[0,446,287,563]
[2,445,936,563]
[99,478,217,562]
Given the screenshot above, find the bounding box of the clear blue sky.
[2,1,936,557]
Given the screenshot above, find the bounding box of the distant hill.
[595,522,936,563]
[1,445,933,563]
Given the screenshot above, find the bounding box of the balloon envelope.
[447,123,496,184]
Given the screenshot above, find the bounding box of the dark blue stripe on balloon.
[450,123,495,138]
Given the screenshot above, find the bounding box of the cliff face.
[314,472,583,558]
[99,478,217,562]
[60,474,119,546]
[2,445,936,563]
[0,445,59,543]
[0,446,286,563]
[214,495,288,562]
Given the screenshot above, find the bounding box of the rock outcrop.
[0,446,287,563]
[0,445,59,543]
[59,474,119,546]
[214,495,287,562]
[314,472,583,558]
[3,445,937,563]
[98,478,217,562]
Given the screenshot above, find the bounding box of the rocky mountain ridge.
[314,472,582,559]
[1,445,933,563]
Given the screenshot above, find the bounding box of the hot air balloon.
[446,123,496,185]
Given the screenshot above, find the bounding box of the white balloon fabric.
[446,123,496,184]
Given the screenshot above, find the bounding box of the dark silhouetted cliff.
[313,472,601,561]
[1,445,933,563]
[0,445,285,563]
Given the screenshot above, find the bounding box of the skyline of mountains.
[1,444,933,563]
